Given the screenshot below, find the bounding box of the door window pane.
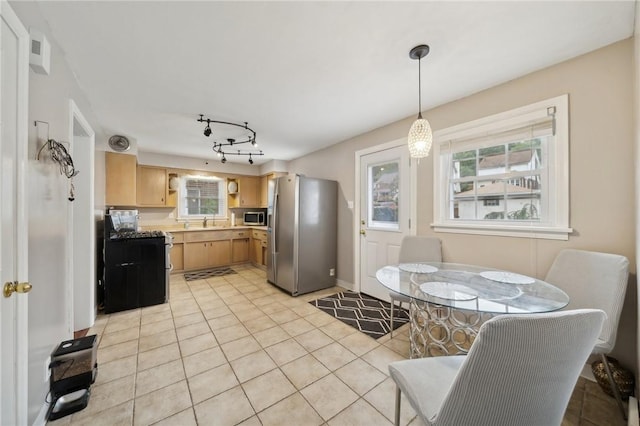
[369,161,399,229]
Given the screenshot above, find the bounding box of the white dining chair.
[389,236,442,337]
[545,248,630,419]
[388,309,606,426]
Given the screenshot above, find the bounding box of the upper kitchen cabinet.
[137,166,175,207]
[259,172,287,207]
[106,152,137,206]
[237,176,259,207]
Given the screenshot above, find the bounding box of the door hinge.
[408,218,411,229]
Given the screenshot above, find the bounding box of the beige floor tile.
[207,313,240,330]
[383,337,411,358]
[98,340,139,364]
[243,315,277,333]
[335,359,387,396]
[187,363,239,404]
[328,398,392,426]
[172,311,205,328]
[138,342,181,371]
[138,329,178,352]
[71,399,134,426]
[133,380,193,426]
[171,303,201,318]
[258,392,324,426]
[224,294,250,305]
[312,342,358,371]
[136,358,186,397]
[176,321,211,341]
[244,290,270,300]
[280,354,331,390]
[140,303,171,315]
[281,317,316,337]
[363,377,416,425]
[213,324,250,344]
[70,375,135,421]
[253,325,290,348]
[300,373,359,421]
[259,301,288,314]
[220,335,262,361]
[201,304,231,319]
[234,307,266,322]
[339,331,380,357]
[242,369,297,412]
[98,327,140,348]
[306,311,336,327]
[295,328,335,352]
[290,303,322,317]
[182,346,227,377]
[269,308,300,324]
[94,354,137,386]
[178,332,218,357]
[140,318,175,337]
[265,338,308,365]
[194,385,255,425]
[320,321,358,340]
[237,415,262,426]
[361,345,405,375]
[230,350,277,383]
[151,408,197,426]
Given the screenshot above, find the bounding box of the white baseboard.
[336,279,354,292]
[33,400,49,426]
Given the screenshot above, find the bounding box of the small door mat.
[309,290,409,339]
[184,267,237,281]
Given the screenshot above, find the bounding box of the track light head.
[221,155,227,164]
[248,154,254,165]
[204,125,212,137]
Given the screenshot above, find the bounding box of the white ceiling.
[33,1,635,165]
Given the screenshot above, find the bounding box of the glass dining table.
[376,262,569,358]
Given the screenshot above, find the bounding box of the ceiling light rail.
[197,114,264,164]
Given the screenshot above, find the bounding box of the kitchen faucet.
[203,217,208,227]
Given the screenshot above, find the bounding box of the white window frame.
[432,94,572,240]
[177,175,227,219]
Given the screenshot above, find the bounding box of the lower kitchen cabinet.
[184,242,209,270]
[232,239,250,263]
[251,238,263,265]
[209,240,231,266]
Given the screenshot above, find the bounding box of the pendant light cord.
[417,57,423,120]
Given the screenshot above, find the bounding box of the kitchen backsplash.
[137,207,266,229]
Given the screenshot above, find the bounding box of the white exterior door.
[358,143,413,301]
[0,2,30,424]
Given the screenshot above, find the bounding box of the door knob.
[3,281,32,298]
[360,230,366,236]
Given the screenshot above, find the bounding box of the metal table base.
[409,298,495,358]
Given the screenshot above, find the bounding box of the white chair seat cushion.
[389,355,466,424]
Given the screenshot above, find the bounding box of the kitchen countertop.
[144,225,267,233]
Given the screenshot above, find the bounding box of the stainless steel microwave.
[243,211,265,225]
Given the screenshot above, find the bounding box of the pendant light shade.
[408,44,432,159]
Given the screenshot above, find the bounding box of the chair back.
[399,236,442,263]
[545,249,629,351]
[436,309,605,426]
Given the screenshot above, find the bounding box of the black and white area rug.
[184,267,237,281]
[309,291,409,339]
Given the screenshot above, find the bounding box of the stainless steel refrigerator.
[267,174,337,296]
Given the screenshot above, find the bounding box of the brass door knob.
[3,281,32,298]
[360,230,366,236]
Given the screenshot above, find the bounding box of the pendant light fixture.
[407,44,432,159]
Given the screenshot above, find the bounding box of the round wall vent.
[108,135,130,152]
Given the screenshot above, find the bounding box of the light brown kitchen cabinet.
[238,176,259,207]
[105,152,137,206]
[184,242,210,270]
[250,229,268,267]
[209,240,231,267]
[251,238,263,265]
[260,175,268,207]
[137,166,168,206]
[232,239,250,263]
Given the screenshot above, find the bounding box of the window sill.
[432,222,572,240]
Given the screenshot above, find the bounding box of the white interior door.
[358,144,412,301]
[0,2,30,424]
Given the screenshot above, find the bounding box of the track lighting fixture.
[197,114,264,164]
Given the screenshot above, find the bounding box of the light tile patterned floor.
[49,265,625,426]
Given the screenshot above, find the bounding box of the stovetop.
[108,230,166,240]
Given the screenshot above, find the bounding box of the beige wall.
[289,39,636,370]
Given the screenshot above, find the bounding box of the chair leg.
[601,353,627,420]
[395,386,401,426]
[390,300,395,337]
